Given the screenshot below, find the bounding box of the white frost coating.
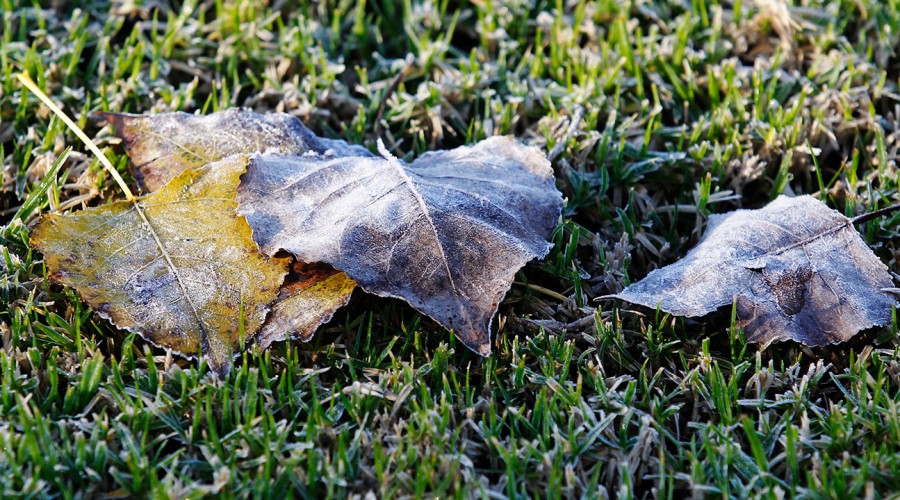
[616,195,897,346]
[237,136,563,355]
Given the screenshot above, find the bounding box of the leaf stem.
[851,204,900,225]
[16,72,135,201]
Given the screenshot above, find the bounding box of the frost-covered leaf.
[102,108,361,352]
[102,109,371,192]
[237,138,563,355]
[31,155,288,375]
[257,262,356,349]
[615,195,897,345]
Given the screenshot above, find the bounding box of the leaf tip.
[95,111,126,134]
[205,353,232,378]
[472,340,491,357]
[202,331,234,378]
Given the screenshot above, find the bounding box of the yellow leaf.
[31,155,287,376]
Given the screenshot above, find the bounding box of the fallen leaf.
[256,262,357,349]
[102,109,371,192]
[614,195,897,345]
[103,109,360,350]
[32,155,288,375]
[237,138,563,355]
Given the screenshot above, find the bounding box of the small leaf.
[237,137,563,355]
[257,262,357,349]
[614,195,897,345]
[101,109,371,192]
[32,155,288,375]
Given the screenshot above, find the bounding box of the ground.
[3,0,900,497]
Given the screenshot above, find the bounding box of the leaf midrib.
[133,199,209,340]
[380,146,473,333]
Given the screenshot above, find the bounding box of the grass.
[3,0,900,497]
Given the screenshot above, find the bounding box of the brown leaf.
[236,138,563,355]
[614,195,897,345]
[31,155,288,375]
[256,262,356,349]
[101,109,371,192]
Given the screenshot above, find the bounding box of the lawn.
[3,0,900,497]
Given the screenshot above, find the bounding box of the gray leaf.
[237,138,563,354]
[615,195,897,345]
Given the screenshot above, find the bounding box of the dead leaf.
[257,262,357,349]
[32,155,288,375]
[614,195,897,345]
[102,108,361,350]
[101,109,371,192]
[237,138,563,355]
